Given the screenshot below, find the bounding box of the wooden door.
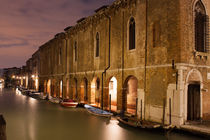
[187,84,200,121]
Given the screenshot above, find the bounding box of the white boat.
[49,96,61,104]
[29,91,41,97]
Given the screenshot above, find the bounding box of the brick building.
[32,0,210,126]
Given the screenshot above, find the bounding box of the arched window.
[74,41,77,61]
[59,47,62,65]
[129,17,135,50]
[96,78,100,90]
[194,1,209,52]
[96,32,100,57]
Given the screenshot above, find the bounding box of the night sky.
[0,0,115,69]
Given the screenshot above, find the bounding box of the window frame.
[194,0,208,53]
[96,32,100,57]
[128,17,136,51]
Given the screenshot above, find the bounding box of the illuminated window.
[129,17,135,50]
[96,32,100,57]
[194,1,209,52]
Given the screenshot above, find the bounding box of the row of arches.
[43,75,139,115]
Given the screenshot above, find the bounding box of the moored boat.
[29,91,41,98]
[49,96,61,104]
[60,99,78,108]
[39,92,47,100]
[84,104,113,117]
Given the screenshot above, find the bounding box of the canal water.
[0,88,207,140]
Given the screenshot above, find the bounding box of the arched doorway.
[73,78,78,100]
[47,79,51,96]
[109,77,117,111]
[51,79,56,97]
[187,83,200,121]
[91,77,100,106]
[60,80,63,98]
[123,76,138,115]
[66,79,69,99]
[185,69,203,121]
[35,77,39,91]
[44,80,47,94]
[80,78,88,103]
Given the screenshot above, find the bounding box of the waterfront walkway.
[180,121,210,137]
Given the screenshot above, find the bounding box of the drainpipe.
[101,15,111,110]
[63,36,68,100]
[144,0,148,120]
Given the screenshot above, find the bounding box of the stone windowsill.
[194,51,209,59]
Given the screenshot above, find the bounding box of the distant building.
[3,67,21,87]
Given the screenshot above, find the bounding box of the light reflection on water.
[102,120,125,140]
[0,88,208,140]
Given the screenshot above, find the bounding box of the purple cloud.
[0,0,115,68]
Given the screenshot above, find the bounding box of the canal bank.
[0,88,209,140]
[179,121,210,138]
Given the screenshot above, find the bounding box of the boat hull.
[60,102,78,108]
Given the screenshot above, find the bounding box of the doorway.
[187,84,201,121]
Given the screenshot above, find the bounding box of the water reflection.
[0,83,3,91]
[103,119,125,140]
[0,89,208,140]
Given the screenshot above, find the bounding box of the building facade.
[24,0,210,126]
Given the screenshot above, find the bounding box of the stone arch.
[80,77,88,103]
[90,77,100,105]
[51,79,56,97]
[108,76,118,112]
[44,80,47,94]
[123,75,138,115]
[192,0,206,14]
[47,79,51,96]
[66,79,70,99]
[73,78,78,100]
[184,69,203,121]
[59,80,63,98]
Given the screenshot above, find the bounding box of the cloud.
[0,0,115,68]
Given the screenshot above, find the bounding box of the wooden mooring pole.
[141,99,142,121]
[136,98,138,117]
[109,94,111,112]
[0,115,6,140]
[162,98,166,126]
[169,98,172,125]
